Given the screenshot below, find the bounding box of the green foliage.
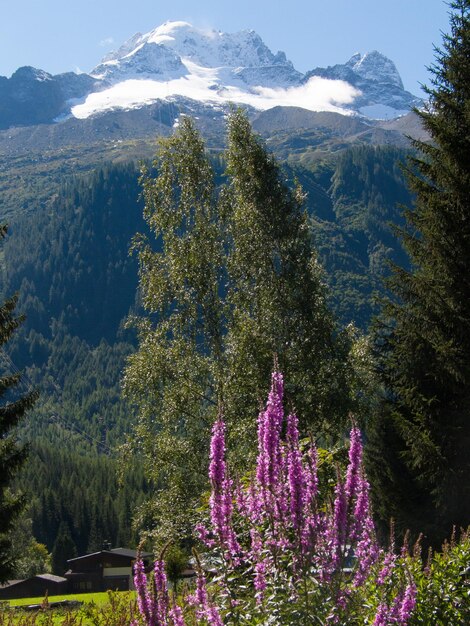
[310,145,412,329]
[368,0,470,546]
[8,513,52,579]
[410,531,470,625]
[4,162,144,346]
[14,441,148,559]
[124,111,353,542]
[124,118,225,542]
[222,110,351,443]
[0,165,151,557]
[164,544,189,589]
[0,226,38,582]
[51,522,77,576]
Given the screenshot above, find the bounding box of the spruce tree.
[52,521,77,575]
[0,226,38,582]
[124,113,351,542]
[368,0,470,546]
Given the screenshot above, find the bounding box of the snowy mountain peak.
[99,21,293,71]
[346,51,403,89]
[101,32,145,64]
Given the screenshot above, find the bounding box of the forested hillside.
[2,141,411,564]
[3,164,149,565]
[310,146,412,326]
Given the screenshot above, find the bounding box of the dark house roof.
[0,580,22,589]
[35,574,68,583]
[67,547,151,566]
[110,548,152,559]
[0,575,67,590]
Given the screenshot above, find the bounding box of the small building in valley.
[0,574,68,600]
[64,547,151,593]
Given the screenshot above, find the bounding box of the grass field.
[7,592,123,608]
[1,591,137,626]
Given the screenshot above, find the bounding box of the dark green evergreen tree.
[0,226,38,582]
[52,521,77,575]
[368,0,470,546]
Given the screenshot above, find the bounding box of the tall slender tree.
[0,226,38,582]
[368,0,470,546]
[124,112,351,542]
[223,110,350,447]
[123,119,226,542]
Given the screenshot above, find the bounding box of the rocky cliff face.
[0,67,97,129]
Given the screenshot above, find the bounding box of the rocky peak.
[10,66,53,82]
[346,51,404,88]
[99,21,293,71]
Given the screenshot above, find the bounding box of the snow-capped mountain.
[97,22,295,73]
[305,51,420,119]
[0,21,422,130]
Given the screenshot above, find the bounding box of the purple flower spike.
[345,426,363,502]
[169,604,186,626]
[208,417,240,557]
[286,412,305,529]
[352,476,370,538]
[194,570,209,620]
[154,558,169,623]
[373,603,390,626]
[133,557,152,626]
[209,418,227,488]
[256,372,284,515]
[377,550,397,585]
[399,582,417,623]
[305,443,319,506]
[207,606,224,626]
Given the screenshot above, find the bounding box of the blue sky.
[0,0,450,94]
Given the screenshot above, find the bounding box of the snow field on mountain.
[72,60,360,119]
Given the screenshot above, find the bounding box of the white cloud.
[251,77,360,113]
[99,37,115,47]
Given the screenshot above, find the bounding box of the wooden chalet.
[0,574,68,600]
[64,547,151,593]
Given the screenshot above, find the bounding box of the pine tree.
[368,0,470,546]
[124,113,351,542]
[52,521,77,575]
[0,226,38,582]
